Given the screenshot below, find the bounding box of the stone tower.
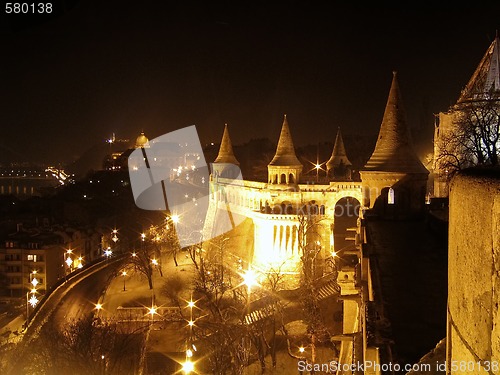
[326,127,352,180]
[213,124,240,179]
[267,115,303,188]
[434,34,500,197]
[360,72,429,218]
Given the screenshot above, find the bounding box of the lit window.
[388,188,395,205]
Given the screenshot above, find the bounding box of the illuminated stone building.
[201,72,429,370]
[209,115,363,272]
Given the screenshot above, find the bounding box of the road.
[6,255,126,375]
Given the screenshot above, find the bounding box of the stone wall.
[447,168,500,374]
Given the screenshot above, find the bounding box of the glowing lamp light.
[182,360,194,374]
[171,214,180,224]
[95,303,103,311]
[31,278,38,287]
[147,306,157,317]
[65,257,73,267]
[187,300,195,309]
[28,295,38,307]
[331,250,337,258]
[241,269,259,289]
[299,346,305,353]
[186,349,193,358]
[151,258,158,266]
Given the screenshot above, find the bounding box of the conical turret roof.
[362,72,428,174]
[457,34,500,104]
[326,127,352,169]
[214,124,239,165]
[268,115,302,167]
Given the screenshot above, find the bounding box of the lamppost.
[26,271,39,323]
[121,270,127,291]
[65,249,73,277]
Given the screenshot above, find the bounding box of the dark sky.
[2,1,500,164]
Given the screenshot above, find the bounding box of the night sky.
[2,1,500,165]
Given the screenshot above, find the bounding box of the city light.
[241,268,259,289]
[181,360,194,374]
[171,214,179,223]
[28,295,38,308]
[95,303,103,311]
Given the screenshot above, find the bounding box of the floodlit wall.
[447,169,500,374]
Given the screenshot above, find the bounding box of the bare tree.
[296,212,331,372]
[436,98,500,180]
[20,316,146,375]
[130,238,154,290]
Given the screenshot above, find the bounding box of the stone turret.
[212,124,240,179]
[326,127,352,180]
[267,115,303,187]
[360,72,429,218]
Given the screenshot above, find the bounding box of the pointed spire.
[268,114,302,167]
[214,124,239,165]
[362,72,428,174]
[326,126,352,170]
[458,34,500,103]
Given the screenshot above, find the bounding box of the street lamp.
[121,270,127,291]
[147,305,157,323]
[181,359,194,374]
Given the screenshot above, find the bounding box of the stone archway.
[333,196,361,252]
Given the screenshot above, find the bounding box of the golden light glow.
[241,269,259,289]
[95,303,102,310]
[299,346,305,353]
[28,295,38,307]
[31,278,38,287]
[171,214,180,224]
[65,257,72,266]
[122,271,127,276]
[148,306,157,317]
[151,258,158,266]
[187,300,195,309]
[186,349,193,358]
[182,360,194,374]
[331,250,337,258]
[187,320,195,327]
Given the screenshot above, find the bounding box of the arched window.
[289,173,295,183]
[388,188,395,205]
